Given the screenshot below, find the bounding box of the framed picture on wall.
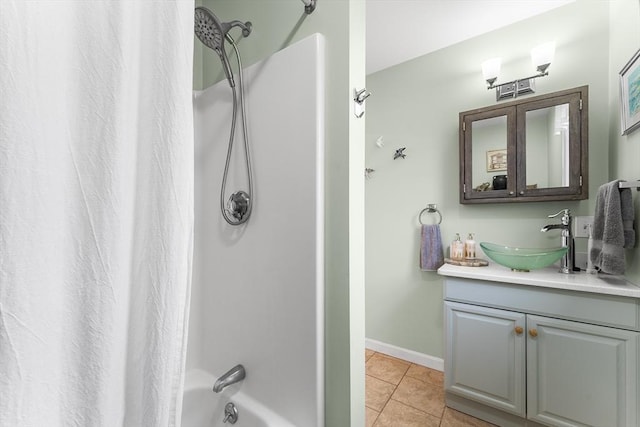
[619,48,640,135]
[486,149,507,172]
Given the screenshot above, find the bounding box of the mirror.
[525,104,570,189]
[471,116,508,191]
[460,86,588,204]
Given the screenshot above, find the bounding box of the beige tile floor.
[365,349,497,427]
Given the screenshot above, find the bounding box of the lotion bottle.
[464,233,476,259]
[451,233,464,259]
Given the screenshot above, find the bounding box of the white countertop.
[437,262,640,299]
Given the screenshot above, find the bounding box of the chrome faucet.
[213,364,246,393]
[541,209,574,273]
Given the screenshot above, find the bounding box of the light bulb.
[531,42,555,73]
[482,58,501,85]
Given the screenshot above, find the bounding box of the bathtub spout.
[213,364,246,393]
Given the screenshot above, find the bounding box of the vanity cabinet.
[459,86,588,204]
[526,315,638,426]
[445,302,526,416]
[443,277,640,427]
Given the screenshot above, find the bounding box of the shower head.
[194,6,235,87]
[194,7,253,88]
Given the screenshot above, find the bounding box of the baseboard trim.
[365,338,444,371]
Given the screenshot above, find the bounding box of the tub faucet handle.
[223,402,238,424]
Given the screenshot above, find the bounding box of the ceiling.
[366,0,574,75]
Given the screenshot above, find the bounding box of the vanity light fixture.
[482,42,556,101]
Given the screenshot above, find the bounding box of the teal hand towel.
[420,224,444,271]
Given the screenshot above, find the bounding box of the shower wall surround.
[189,34,325,426]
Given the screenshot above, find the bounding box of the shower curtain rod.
[301,0,316,14]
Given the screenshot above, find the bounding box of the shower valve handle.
[226,191,250,221]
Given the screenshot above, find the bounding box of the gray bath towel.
[590,180,635,275]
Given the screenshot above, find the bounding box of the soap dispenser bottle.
[451,233,464,259]
[464,233,476,259]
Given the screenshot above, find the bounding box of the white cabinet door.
[445,301,526,416]
[527,315,639,427]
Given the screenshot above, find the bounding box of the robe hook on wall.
[354,88,371,118]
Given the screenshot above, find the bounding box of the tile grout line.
[368,350,445,426]
[367,349,497,427]
[395,359,443,423]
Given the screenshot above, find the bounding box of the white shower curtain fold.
[0,1,194,426]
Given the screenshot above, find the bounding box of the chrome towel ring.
[419,204,442,225]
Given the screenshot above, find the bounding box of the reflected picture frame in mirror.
[486,149,507,172]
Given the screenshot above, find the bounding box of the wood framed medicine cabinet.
[459,86,588,204]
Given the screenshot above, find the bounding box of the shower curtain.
[0,2,194,426]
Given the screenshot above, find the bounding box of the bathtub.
[181,370,296,427]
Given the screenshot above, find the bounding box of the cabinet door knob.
[529,328,538,337]
[509,191,515,195]
[514,326,524,335]
[519,191,525,195]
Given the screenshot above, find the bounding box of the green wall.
[196,1,366,426]
[608,0,640,282]
[365,0,623,359]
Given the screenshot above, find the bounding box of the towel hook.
[419,204,442,225]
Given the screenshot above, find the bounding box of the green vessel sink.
[480,242,568,272]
